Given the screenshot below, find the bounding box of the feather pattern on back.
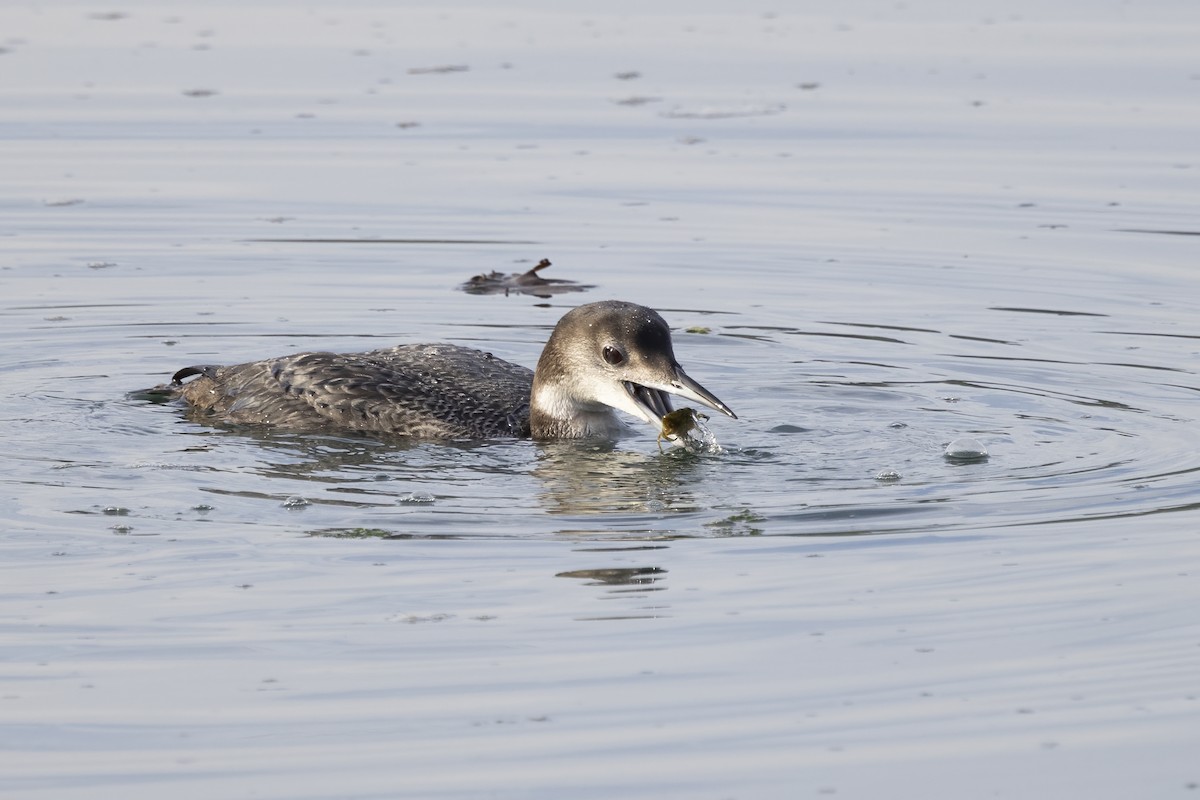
[178,344,532,438]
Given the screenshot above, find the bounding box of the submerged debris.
[703,509,765,536]
[460,258,594,298]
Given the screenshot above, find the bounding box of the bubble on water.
[110,524,133,534]
[875,469,902,482]
[944,437,989,462]
[102,506,130,516]
[397,492,435,504]
[281,496,311,509]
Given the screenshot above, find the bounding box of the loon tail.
[171,365,220,385]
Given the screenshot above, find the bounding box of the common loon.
[166,300,737,440]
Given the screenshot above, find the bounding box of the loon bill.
[162,300,737,440]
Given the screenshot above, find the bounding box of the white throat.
[531,383,625,438]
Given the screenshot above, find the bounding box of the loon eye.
[602,345,625,366]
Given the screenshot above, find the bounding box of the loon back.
[174,344,533,439]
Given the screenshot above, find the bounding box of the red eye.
[602,345,625,366]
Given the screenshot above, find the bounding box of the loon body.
[167,300,736,440]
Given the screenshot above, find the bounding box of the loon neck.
[529,381,623,439]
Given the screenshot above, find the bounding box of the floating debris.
[460,258,593,298]
[281,495,311,509]
[685,325,712,334]
[704,509,765,536]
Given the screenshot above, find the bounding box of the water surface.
[2,2,1199,797]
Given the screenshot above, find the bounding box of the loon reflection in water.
[166,300,737,440]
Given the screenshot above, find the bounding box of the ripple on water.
[4,293,1196,542]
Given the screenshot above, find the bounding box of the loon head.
[530,300,737,439]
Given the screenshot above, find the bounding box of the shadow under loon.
[164,300,737,440]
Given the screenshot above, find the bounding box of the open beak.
[622,367,737,429]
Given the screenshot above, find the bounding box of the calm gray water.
[2,2,1199,798]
